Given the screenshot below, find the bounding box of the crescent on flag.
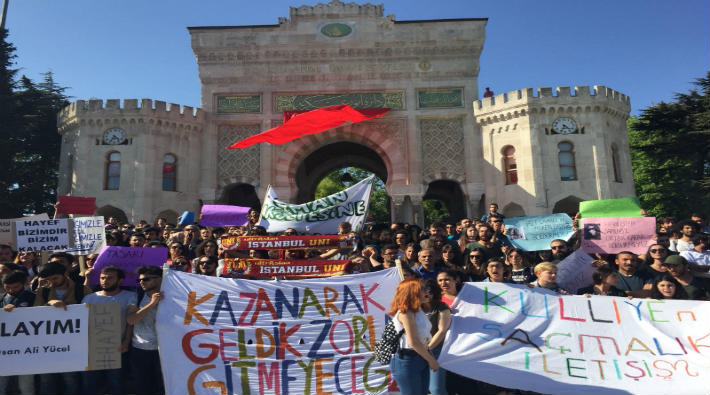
[226,105,389,149]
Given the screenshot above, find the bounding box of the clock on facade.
[551,118,577,134]
[103,128,126,145]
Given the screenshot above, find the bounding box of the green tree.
[315,167,390,222]
[423,199,450,225]
[0,28,69,217]
[628,72,710,219]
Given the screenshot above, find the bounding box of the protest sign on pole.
[438,282,710,395]
[555,249,596,294]
[222,258,349,278]
[0,305,89,376]
[156,268,401,395]
[64,216,106,255]
[0,213,49,246]
[579,197,642,219]
[503,214,574,251]
[56,195,96,215]
[580,217,656,254]
[90,246,167,286]
[221,234,355,251]
[13,218,71,252]
[200,205,250,227]
[259,175,373,234]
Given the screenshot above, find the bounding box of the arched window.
[557,142,577,181]
[105,151,121,190]
[162,154,177,191]
[502,145,518,185]
[611,144,622,182]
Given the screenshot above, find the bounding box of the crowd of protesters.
[1,204,709,395]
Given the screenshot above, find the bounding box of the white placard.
[65,216,105,255]
[14,219,71,252]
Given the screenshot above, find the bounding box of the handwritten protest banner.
[0,213,49,246]
[259,175,373,234]
[156,268,401,395]
[65,216,105,255]
[56,195,96,215]
[579,197,642,219]
[556,249,596,294]
[200,205,250,227]
[580,217,656,254]
[0,305,89,375]
[222,258,349,278]
[14,219,71,252]
[86,303,122,371]
[90,246,167,286]
[221,234,355,250]
[503,214,574,251]
[439,283,710,395]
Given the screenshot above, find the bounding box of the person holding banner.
[420,278,451,395]
[126,266,164,395]
[0,271,36,395]
[530,262,567,293]
[388,279,440,395]
[34,262,92,394]
[80,266,136,395]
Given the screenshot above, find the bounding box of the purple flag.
[200,204,250,227]
[91,246,168,286]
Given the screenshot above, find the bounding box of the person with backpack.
[34,262,93,394]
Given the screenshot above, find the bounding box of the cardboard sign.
[222,258,349,278]
[0,213,49,246]
[555,249,596,294]
[65,216,106,255]
[220,234,355,250]
[200,205,250,226]
[56,196,96,215]
[91,246,167,285]
[14,219,71,252]
[504,214,575,251]
[579,197,642,219]
[580,217,656,254]
[86,302,122,370]
[439,283,710,395]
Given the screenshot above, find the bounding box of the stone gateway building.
[56,1,634,225]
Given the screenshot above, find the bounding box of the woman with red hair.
[388,279,440,394]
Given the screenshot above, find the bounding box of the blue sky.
[5,0,709,115]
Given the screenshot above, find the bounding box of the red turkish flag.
[226,105,389,149]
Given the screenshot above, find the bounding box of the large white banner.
[156,268,401,395]
[0,305,89,376]
[258,176,374,234]
[439,283,710,394]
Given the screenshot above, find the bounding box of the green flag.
[579,197,642,218]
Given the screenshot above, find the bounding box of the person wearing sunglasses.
[642,244,669,278]
[549,239,571,262]
[464,248,487,281]
[194,256,219,276]
[126,266,164,395]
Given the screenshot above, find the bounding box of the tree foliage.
[628,72,710,219]
[423,199,450,225]
[314,167,390,222]
[0,29,69,217]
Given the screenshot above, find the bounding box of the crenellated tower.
[473,85,633,216]
[57,99,205,223]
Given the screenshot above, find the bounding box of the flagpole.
[256,184,271,225]
[0,0,8,30]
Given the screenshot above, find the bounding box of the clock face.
[103,128,126,145]
[551,118,577,134]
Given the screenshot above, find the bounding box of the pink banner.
[580,217,656,254]
[200,204,250,226]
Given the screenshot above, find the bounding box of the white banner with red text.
[156,268,402,395]
[438,282,710,395]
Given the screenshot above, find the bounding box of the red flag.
[56,196,96,215]
[226,105,389,149]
